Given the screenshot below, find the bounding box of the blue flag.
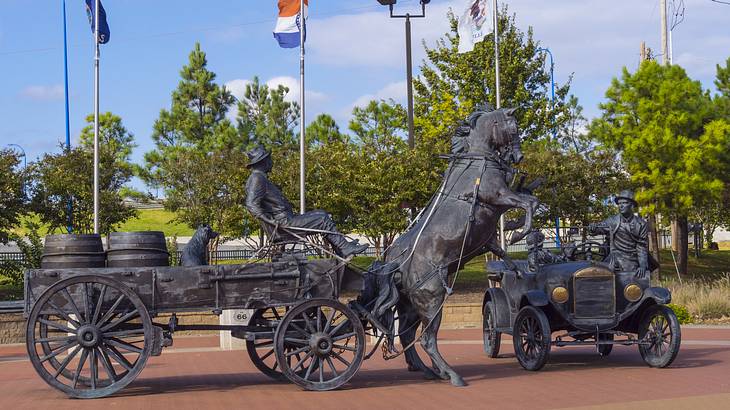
[85,0,110,44]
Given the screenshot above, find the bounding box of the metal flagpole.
[299,0,306,214]
[63,0,73,233]
[93,0,100,233]
[493,0,505,249]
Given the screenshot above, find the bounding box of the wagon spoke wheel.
[26,275,152,399]
[246,307,295,381]
[512,306,551,371]
[274,299,365,391]
[483,301,501,358]
[638,305,681,368]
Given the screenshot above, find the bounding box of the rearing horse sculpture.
[382,106,538,386]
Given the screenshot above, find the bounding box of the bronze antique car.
[482,246,681,371]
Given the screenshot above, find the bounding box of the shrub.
[667,303,692,324]
[665,274,730,320]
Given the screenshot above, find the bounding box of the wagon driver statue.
[244,145,368,257]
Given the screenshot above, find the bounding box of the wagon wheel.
[638,305,681,368]
[26,275,152,399]
[512,306,551,371]
[247,307,301,381]
[274,299,365,391]
[483,301,501,358]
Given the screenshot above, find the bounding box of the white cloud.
[224,79,252,101]
[350,81,407,110]
[19,84,64,101]
[224,76,327,121]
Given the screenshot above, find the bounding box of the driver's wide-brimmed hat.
[614,190,638,207]
[246,146,271,168]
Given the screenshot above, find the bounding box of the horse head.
[453,106,522,165]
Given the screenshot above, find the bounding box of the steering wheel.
[566,241,607,261]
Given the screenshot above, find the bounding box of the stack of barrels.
[41,231,170,269]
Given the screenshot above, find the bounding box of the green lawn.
[118,209,194,237]
[12,209,194,237]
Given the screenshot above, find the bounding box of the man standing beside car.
[589,190,651,278]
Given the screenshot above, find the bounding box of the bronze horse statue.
[380,106,538,386]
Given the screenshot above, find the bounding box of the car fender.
[524,289,549,307]
[482,288,510,329]
[644,286,672,305]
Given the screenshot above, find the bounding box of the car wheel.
[512,306,551,371]
[598,333,613,357]
[483,301,501,358]
[638,305,681,368]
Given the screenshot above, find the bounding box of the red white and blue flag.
[274,0,308,48]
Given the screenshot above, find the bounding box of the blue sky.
[1,0,729,192]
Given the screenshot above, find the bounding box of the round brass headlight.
[552,286,569,304]
[624,284,642,302]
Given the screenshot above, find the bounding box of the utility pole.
[660,0,669,65]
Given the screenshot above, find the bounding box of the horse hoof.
[423,369,439,380]
[450,375,467,387]
[407,364,420,372]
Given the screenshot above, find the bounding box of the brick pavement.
[1,327,729,410]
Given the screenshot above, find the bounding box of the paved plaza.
[1,327,729,409]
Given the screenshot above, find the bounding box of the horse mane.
[450,104,497,155]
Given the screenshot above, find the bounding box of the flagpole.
[298,0,306,214]
[63,0,73,233]
[93,0,100,234]
[493,0,505,250]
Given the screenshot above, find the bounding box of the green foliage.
[591,61,728,218]
[143,43,252,240]
[0,149,26,244]
[306,114,345,146]
[166,234,179,266]
[0,221,44,299]
[236,76,300,149]
[667,303,692,324]
[29,112,137,235]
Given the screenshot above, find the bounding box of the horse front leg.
[397,298,437,379]
[491,191,539,245]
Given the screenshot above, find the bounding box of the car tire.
[638,305,681,368]
[598,333,613,357]
[513,306,551,371]
[483,301,501,358]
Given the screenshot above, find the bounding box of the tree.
[143,43,250,241]
[414,5,573,155]
[306,114,345,146]
[591,61,730,274]
[236,76,300,149]
[0,149,26,243]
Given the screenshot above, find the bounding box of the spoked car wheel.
[638,305,681,368]
[513,306,551,371]
[26,275,152,399]
[274,299,365,391]
[483,301,501,358]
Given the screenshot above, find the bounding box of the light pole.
[536,48,561,247]
[7,144,27,196]
[376,0,430,149]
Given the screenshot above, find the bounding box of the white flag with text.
[457,0,493,53]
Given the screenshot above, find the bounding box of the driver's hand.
[636,267,647,279]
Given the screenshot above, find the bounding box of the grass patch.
[663,274,730,321]
[117,209,193,236]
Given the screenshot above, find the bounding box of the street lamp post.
[376,0,430,149]
[7,144,27,196]
[536,48,560,247]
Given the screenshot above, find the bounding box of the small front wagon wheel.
[513,306,551,371]
[26,275,152,399]
[274,299,365,391]
[638,305,681,368]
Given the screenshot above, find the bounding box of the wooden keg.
[106,231,169,268]
[41,234,106,269]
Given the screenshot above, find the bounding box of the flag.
[457,0,492,53]
[274,0,308,48]
[85,0,110,44]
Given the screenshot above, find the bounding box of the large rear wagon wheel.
[483,301,501,358]
[26,275,152,399]
[274,299,365,391]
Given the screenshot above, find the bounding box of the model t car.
[482,230,681,371]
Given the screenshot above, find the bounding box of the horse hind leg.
[397,301,437,380]
[420,311,466,387]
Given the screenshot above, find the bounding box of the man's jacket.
[244,171,294,223]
